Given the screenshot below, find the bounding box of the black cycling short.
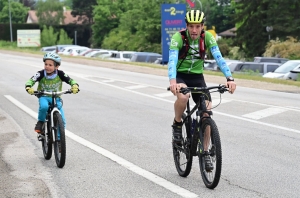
[176,72,212,103]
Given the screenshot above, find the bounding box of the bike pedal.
[37,134,43,141]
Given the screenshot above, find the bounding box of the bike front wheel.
[198,118,222,189]
[53,112,66,168]
[172,113,193,177]
[41,120,52,160]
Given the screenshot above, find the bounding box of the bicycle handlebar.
[32,90,72,97]
[167,85,228,95]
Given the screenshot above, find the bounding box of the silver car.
[263,60,300,80]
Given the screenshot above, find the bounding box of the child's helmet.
[43,52,61,66]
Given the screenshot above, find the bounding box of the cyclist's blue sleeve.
[210,46,232,77]
[168,49,179,80]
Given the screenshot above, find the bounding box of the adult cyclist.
[168,10,236,171]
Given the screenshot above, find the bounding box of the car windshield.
[274,62,300,73]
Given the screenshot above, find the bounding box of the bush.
[264,37,300,59]
[41,25,73,47]
[41,25,58,47]
[57,29,73,45]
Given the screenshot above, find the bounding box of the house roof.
[26,10,88,25]
[218,27,237,37]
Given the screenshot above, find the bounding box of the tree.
[71,0,96,24]
[92,0,126,47]
[233,0,300,58]
[36,0,64,26]
[41,25,58,46]
[0,0,29,23]
[19,0,36,10]
[203,0,235,33]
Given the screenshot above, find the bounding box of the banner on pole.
[161,4,186,64]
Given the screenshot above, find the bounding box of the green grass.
[1,41,300,88]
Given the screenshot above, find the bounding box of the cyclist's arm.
[210,46,232,77]
[58,70,79,86]
[25,70,43,88]
[168,50,179,80]
[168,32,183,80]
[205,32,232,78]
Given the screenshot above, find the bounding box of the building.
[26,8,87,25]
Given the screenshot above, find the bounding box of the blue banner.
[161,4,186,64]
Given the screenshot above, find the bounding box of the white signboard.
[17,29,41,47]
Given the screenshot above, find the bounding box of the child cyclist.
[25,52,79,133]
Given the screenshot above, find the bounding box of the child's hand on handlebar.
[26,87,34,95]
[71,84,79,94]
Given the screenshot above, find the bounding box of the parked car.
[253,57,289,64]
[69,48,90,56]
[234,62,281,75]
[263,60,300,80]
[204,60,218,71]
[92,50,118,59]
[225,59,243,72]
[130,52,162,63]
[80,49,101,56]
[154,57,168,65]
[55,45,80,52]
[285,66,300,81]
[40,46,56,52]
[58,46,89,56]
[107,51,135,62]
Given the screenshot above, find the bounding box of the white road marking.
[65,75,300,134]
[155,92,174,97]
[242,107,287,120]
[102,79,115,83]
[4,95,199,198]
[126,84,148,89]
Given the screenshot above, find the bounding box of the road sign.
[17,29,41,47]
[161,4,186,63]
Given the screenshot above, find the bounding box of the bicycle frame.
[34,90,71,142]
[183,93,210,157]
[172,85,228,157]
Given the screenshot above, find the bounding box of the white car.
[58,46,89,56]
[69,48,90,56]
[263,60,300,80]
[106,51,135,62]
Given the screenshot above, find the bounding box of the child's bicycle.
[33,90,72,168]
[168,85,228,189]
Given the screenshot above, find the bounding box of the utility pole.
[9,0,13,42]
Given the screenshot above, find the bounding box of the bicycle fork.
[50,107,61,142]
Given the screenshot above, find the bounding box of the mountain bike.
[33,90,71,168]
[168,85,228,189]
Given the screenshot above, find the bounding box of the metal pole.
[74,31,77,45]
[9,0,13,42]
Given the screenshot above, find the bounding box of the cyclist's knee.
[39,104,48,112]
[177,93,189,102]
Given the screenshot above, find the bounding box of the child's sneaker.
[34,121,44,133]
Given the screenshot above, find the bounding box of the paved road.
[1,52,300,198]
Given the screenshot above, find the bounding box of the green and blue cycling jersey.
[168,30,232,80]
[25,69,78,92]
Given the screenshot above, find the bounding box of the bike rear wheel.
[172,113,193,177]
[41,120,52,160]
[53,112,66,168]
[198,118,222,189]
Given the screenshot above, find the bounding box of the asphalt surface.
[1,50,300,198]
